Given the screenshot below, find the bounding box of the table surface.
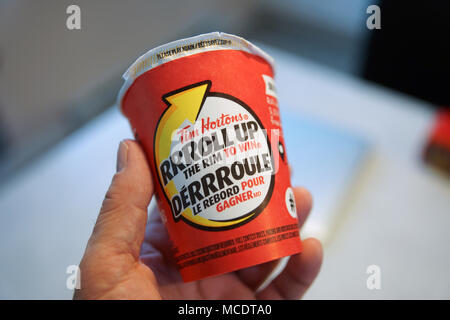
[0,45,449,299]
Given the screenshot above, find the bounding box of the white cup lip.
[117,32,275,115]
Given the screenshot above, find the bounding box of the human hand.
[74,139,322,299]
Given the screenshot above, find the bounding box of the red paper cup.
[118,32,302,282]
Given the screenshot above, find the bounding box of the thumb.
[89,139,153,259]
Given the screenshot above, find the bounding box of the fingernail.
[116,140,129,172]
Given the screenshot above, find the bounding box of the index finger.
[294,186,313,228]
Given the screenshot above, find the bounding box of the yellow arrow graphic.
[155,81,211,226]
[155,80,211,164]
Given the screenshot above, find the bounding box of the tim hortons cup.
[118,32,302,282]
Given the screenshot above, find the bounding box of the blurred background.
[0,0,449,299]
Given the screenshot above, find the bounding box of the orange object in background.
[423,109,450,175]
[118,32,302,282]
